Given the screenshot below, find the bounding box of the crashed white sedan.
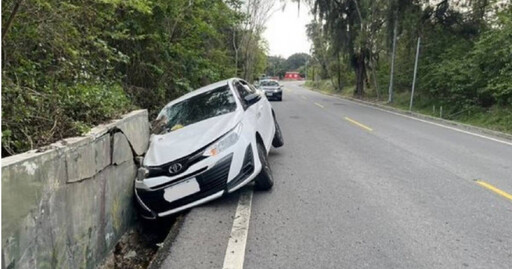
[135,78,284,219]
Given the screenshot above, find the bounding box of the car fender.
[238,117,264,173]
[257,96,275,153]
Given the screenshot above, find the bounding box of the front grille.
[138,154,233,214]
[146,147,207,178]
[150,166,208,190]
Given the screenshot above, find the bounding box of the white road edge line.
[372,105,512,146]
[317,92,512,147]
[222,188,254,269]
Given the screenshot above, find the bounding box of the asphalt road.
[160,81,512,269]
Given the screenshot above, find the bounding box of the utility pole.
[388,17,398,103]
[409,37,421,111]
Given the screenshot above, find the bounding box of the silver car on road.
[259,79,283,101]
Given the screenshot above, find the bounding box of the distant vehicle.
[259,75,271,80]
[284,71,302,80]
[135,78,284,219]
[259,79,283,101]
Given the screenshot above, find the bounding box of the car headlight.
[203,123,243,157]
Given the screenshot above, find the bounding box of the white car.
[135,78,284,219]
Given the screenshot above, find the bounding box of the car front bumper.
[135,143,259,219]
[264,89,282,98]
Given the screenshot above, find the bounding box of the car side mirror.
[244,93,261,106]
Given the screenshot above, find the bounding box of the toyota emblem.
[169,163,183,174]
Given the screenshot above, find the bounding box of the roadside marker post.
[388,18,398,103]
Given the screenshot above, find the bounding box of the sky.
[263,1,313,59]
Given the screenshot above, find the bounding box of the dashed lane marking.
[314,102,325,108]
[476,180,512,202]
[344,117,373,132]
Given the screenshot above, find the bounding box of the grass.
[304,80,512,135]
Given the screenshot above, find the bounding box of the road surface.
[159,81,512,269]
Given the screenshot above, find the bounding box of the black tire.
[272,119,284,148]
[254,143,274,191]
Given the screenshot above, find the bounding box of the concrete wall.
[1,110,150,269]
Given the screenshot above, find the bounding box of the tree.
[284,53,311,71]
[312,0,381,97]
[234,0,280,81]
[265,56,286,77]
[306,20,330,80]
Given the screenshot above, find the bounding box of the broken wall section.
[1,110,150,269]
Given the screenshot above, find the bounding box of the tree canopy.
[265,53,311,78]
[1,0,269,155]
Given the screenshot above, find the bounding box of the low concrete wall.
[2,110,150,269]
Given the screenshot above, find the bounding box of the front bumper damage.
[135,144,256,219]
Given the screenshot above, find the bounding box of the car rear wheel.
[272,119,284,148]
[254,143,274,191]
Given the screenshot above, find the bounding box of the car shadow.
[269,149,282,157]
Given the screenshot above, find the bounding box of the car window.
[248,83,258,92]
[235,82,252,100]
[155,85,237,134]
[240,80,256,93]
[260,80,279,87]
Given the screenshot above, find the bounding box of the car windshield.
[155,85,237,134]
[260,80,279,87]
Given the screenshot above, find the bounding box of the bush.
[2,82,131,155]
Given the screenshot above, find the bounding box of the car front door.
[235,80,274,150]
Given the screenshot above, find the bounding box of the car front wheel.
[254,143,274,190]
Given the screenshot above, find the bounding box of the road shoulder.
[302,83,512,142]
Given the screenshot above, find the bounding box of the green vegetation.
[304,0,512,134]
[265,53,311,78]
[2,0,269,155]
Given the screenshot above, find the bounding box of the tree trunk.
[233,29,239,77]
[337,52,343,90]
[354,51,366,98]
[234,49,238,77]
[2,0,24,42]
[372,62,380,100]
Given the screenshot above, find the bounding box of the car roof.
[160,78,240,110]
[260,79,279,83]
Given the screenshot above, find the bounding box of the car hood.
[144,111,242,166]
[261,86,280,91]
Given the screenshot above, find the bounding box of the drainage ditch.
[99,215,182,269]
